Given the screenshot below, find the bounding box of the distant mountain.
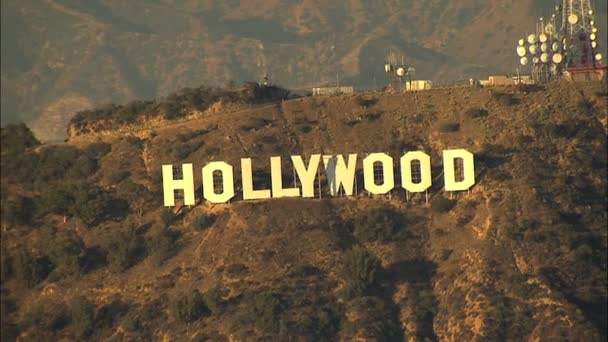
[1,0,607,140]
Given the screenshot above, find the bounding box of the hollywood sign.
[162,150,475,206]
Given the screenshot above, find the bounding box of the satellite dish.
[552,42,560,52]
[590,33,596,41]
[596,53,603,61]
[533,57,540,64]
[550,64,558,73]
[529,44,538,55]
[518,39,525,46]
[545,24,555,34]
[592,27,598,33]
[396,67,406,77]
[541,43,549,52]
[385,64,393,73]
[592,41,597,48]
[527,34,537,44]
[539,34,548,43]
[407,67,416,76]
[517,46,527,57]
[568,14,579,25]
[520,57,529,65]
[552,53,563,64]
[540,53,550,63]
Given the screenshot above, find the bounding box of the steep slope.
[1,81,607,341]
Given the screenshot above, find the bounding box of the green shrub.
[353,208,401,243]
[44,229,86,277]
[145,225,179,266]
[0,123,40,155]
[430,196,455,213]
[12,250,49,288]
[224,263,249,278]
[170,291,208,322]
[159,208,176,228]
[69,296,95,338]
[102,225,145,271]
[297,303,345,341]
[465,107,489,119]
[253,292,285,333]
[1,196,35,226]
[438,122,460,132]
[192,213,215,230]
[342,246,380,298]
[492,92,518,106]
[203,286,224,313]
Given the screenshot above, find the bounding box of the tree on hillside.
[342,246,380,298]
[0,123,40,155]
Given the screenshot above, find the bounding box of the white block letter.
[270,156,300,198]
[363,153,395,194]
[241,158,271,200]
[292,154,320,198]
[323,154,357,196]
[202,162,235,203]
[162,164,195,206]
[400,152,432,192]
[443,149,476,191]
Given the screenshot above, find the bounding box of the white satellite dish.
[552,42,560,52]
[529,44,538,55]
[396,67,405,77]
[541,43,549,52]
[540,53,550,63]
[539,34,548,43]
[527,34,537,44]
[592,41,597,48]
[533,57,540,64]
[520,57,529,65]
[552,53,563,64]
[517,46,527,57]
[545,24,555,35]
[590,33,596,41]
[592,27,598,33]
[518,39,525,46]
[550,64,558,73]
[568,14,579,25]
[385,64,392,73]
[596,53,603,61]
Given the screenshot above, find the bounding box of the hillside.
[1,81,607,341]
[2,0,607,141]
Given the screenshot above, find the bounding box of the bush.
[224,263,249,278]
[43,228,86,277]
[342,246,380,298]
[103,225,145,271]
[192,213,215,230]
[253,292,285,333]
[438,122,460,132]
[145,225,180,266]
[297,303,345,341]
[0,123,40,155]
[69,296,95,338]
[465,107,489,119]
[492,92,518,106]
[170,291,208,322]
[430,196,455,213]
[203,286,224,313]
[12,250,50,288]
[159,208,176,228]
[353,208,401,243]
[1,196,35,226]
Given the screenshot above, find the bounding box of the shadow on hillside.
[374,258,439,341]
[540,266,607,340]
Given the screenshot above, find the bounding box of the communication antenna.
[560,0,604,68]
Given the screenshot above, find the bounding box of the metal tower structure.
[516,0,604,83]
[560,0,601,68]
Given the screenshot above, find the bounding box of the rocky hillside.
[3,0,607,141]
[1,80,607,341]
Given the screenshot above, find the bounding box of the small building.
[405,80,432,91]
[312,86,354,96]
